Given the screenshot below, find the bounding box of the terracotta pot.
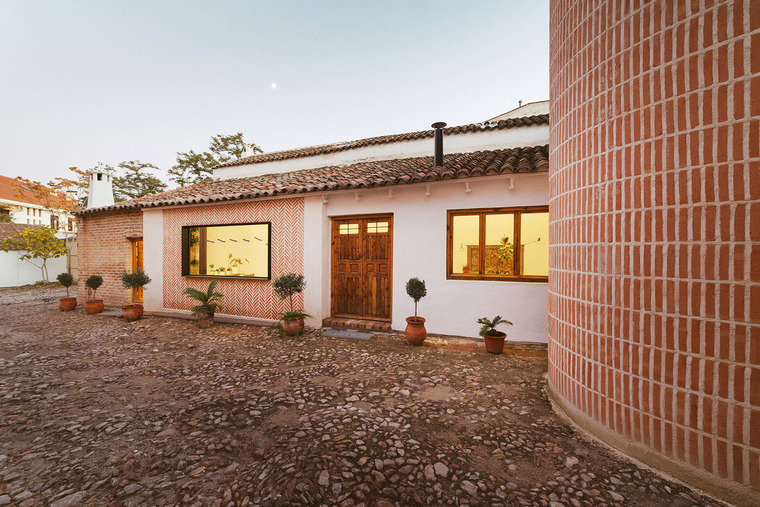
[85,300,104,314]
[196,307,214,328]
[59,297,77,311]
[282,317,305,336]
[483,331,506,354]
[405,316,427,346]
[122,304,144,322]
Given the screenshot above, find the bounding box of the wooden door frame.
[131,238,143,303]
[330,213,393,322]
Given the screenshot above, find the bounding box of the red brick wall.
[162,199,304,319]
[76,210,142,306]
[549,0,760,501]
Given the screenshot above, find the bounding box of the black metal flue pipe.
[432,122,446,167]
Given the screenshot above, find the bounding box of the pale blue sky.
[0,0,549,185]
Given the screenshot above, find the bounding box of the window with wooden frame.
[447,206,549,282]
[181,223,271,279]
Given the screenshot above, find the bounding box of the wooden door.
[331,215,392,321]
[131,239,143,303]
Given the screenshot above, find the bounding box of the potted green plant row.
[57,272,77,311]
[478,315,513,354]
[85,275,104,314]
[183,280,223,328]
[272,273,310,336]
[121,268,151,321]
[405,277,427,346]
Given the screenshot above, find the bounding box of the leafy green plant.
[56,272,74,297]
[121,268,151,290]
[272,273,306,313]
[85,275,103,300]
[477,315,513,337]
[182,280,223,316]
[405,277,427,318]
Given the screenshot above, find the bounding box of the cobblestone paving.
[0,285,723,506]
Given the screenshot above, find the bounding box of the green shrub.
[272,273,306,313]
[85,275,103,300]
[182,280,223,316]
[406,277,427,317]
[477,315,513,337]
[121,268,151,289]
[56,272,74,297]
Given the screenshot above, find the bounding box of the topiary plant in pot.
[121,268,151,321]
[84,274,104,314]
[477,315,513,354]
[183,280,223,328]
[56,272,77,311]
[405,277,427,346]
[272,273,310,336]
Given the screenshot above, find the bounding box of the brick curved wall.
[548,1,760,503]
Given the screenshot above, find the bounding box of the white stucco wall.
[142,209,164,312]
[213,125,550,180]
[311,173,550,342]
[0,251,68,288]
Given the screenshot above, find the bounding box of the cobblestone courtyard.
[0,285,722,506]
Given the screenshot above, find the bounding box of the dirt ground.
[0,284,723,506]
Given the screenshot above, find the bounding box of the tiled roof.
[77,146,548,215]
[217,115,549,168]
[0,223,43,248]
[0,175,47,207]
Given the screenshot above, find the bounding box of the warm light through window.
[339,223,359,235]
[448,207,548,281]
[182,223,271,279]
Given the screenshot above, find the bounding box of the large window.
[447,207,548,281]
[182,223,271,279]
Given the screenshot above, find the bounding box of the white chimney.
[86,170,115,208]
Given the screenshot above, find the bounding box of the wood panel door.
[131,239,143,303]
[331,215,392,321]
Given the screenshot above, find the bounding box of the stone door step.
[322,317,392,332]
[322,328,374,340]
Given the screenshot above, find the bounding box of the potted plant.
[272,273,310,336]
[405,277,427,345]
[477,315,513,354]
[121,268,151,322]
[56,272,77,311]
[182,280,223,328]
[84,274,104,314]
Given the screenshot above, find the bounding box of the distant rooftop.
[485,100,550,122]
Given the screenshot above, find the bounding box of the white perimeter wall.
[0,252,68,288]
[303,172,550,342]
[142,209,164,312]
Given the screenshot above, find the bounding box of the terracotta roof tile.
[77,145,548,215]
[0,223,44,248]
[217,115,549,168]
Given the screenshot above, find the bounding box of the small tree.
[56,272,74,297]
[406,277,427,318]
[121,268,151,303]
[272,273,307,317]
[1,226,66,282]
[85,275,104,301]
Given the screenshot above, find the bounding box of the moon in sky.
[271,82,277,90]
